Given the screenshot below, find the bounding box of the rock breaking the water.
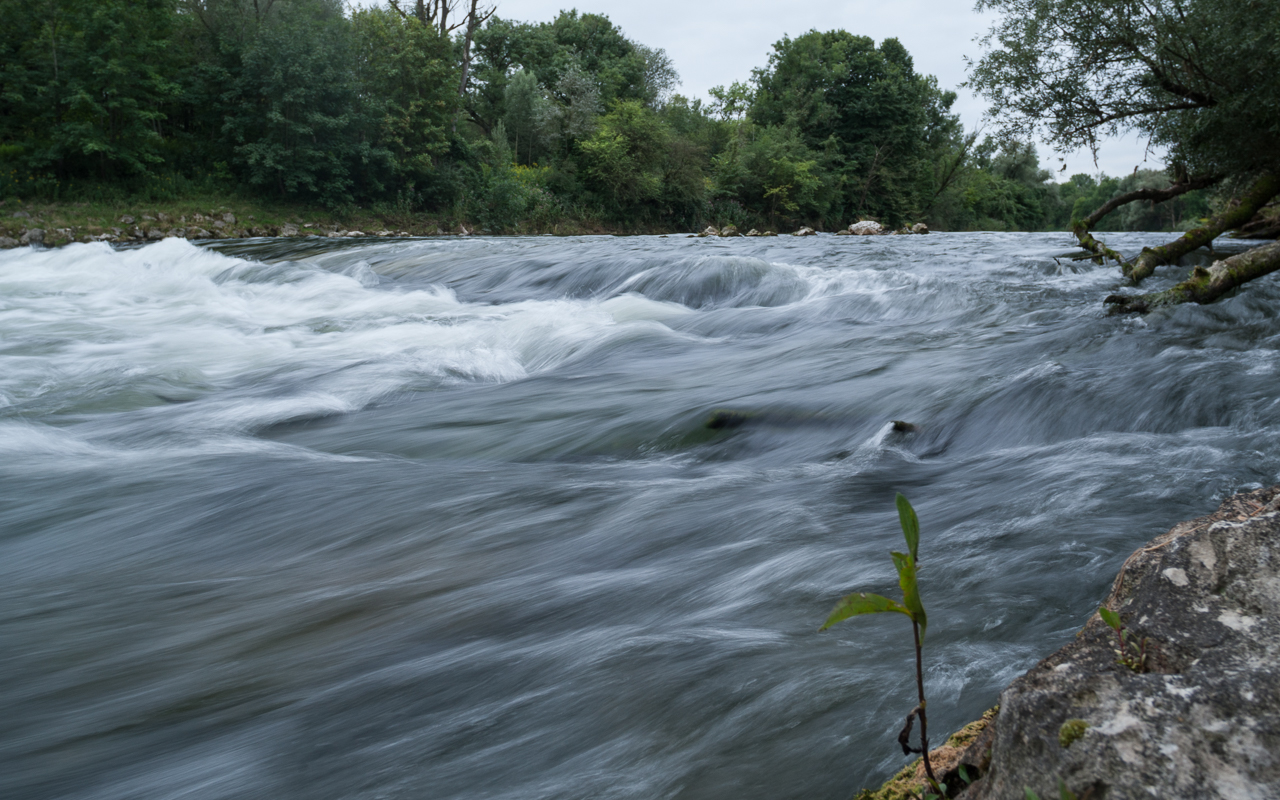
[949,486,1280,799]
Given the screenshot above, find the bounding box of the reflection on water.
[2,233,1277,799]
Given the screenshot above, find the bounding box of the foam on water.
[0,239,707,438]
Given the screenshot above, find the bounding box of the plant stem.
[913,619,937,786]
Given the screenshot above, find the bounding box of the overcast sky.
[361,0,1165,178]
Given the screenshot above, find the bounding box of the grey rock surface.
[962,486,1280,800]
[0,236,17,248]
[20,228,44,246]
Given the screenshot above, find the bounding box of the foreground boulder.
[957,486,1280,799]
[851,220,884,235]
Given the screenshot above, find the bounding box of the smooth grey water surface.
[2,232,1278,800]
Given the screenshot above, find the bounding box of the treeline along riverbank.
[0,0,1213,236]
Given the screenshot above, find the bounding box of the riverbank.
[0,195,648,248]
[861,485,1280,799]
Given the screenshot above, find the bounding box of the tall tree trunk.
[453,0,492,134]
[1124,172,1280,283]
[1105,239,1280,314]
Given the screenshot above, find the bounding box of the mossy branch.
[1105,239,1280,314]
[1070,175,1220,268]
[1124,172,1280,284]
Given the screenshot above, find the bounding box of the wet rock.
[145,228,165,240]
[20,228,44,246]
[281,223,299,237]
[745,229,760,236]
[698,226,720,237]
[836,229,853,236]
[345,230,364,237]
[891,420,920,433]
[0,236,17,248]
[222,213,236,224]
[960,486,1280,800]
[912,223,930,234]
[326,231,344,238]
[189,228,212,239]
[851,220,884,235]
[793,226,816,236]
[894,226,913,235]
[719,225,741,237]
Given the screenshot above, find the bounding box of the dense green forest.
[0,0,1212,233]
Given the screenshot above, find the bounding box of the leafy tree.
[711,123,835,227]
[219,0,389,205]
[0,0,179,184]
[352,6,457,194]
[469,11,677,137]
[969,0,1280,311]
[577,100,669,218]
[749,30,937,224]
[503,68,545,164]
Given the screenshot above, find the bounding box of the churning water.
[3,232,1278,799]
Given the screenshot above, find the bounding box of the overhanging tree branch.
[1125,171,1280,282]
[1106,239,1280,313]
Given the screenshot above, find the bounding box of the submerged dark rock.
[956,486,1280,799]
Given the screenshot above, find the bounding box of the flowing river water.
[2,232,1278,800]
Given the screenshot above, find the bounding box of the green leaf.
[896,493,919,563]
[1057,779,1078,800]
[820,592,912,630]
[1023,790,1042,800]
[1098,607,1122,631]
[891,551,927,643]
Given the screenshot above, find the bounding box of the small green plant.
[1058,718,1089,748]
[822,493,939,795]
[1098,607,1148,673]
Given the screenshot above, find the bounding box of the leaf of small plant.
[1098,607,1122,631]
[958,764,972,785]
[820,592,912,630]
[891,551,928,642]
[1023,790,1042,800]
[1057,779,1078,800]
[896,493,920,563]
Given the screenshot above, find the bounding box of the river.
[2,232,1277,799]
